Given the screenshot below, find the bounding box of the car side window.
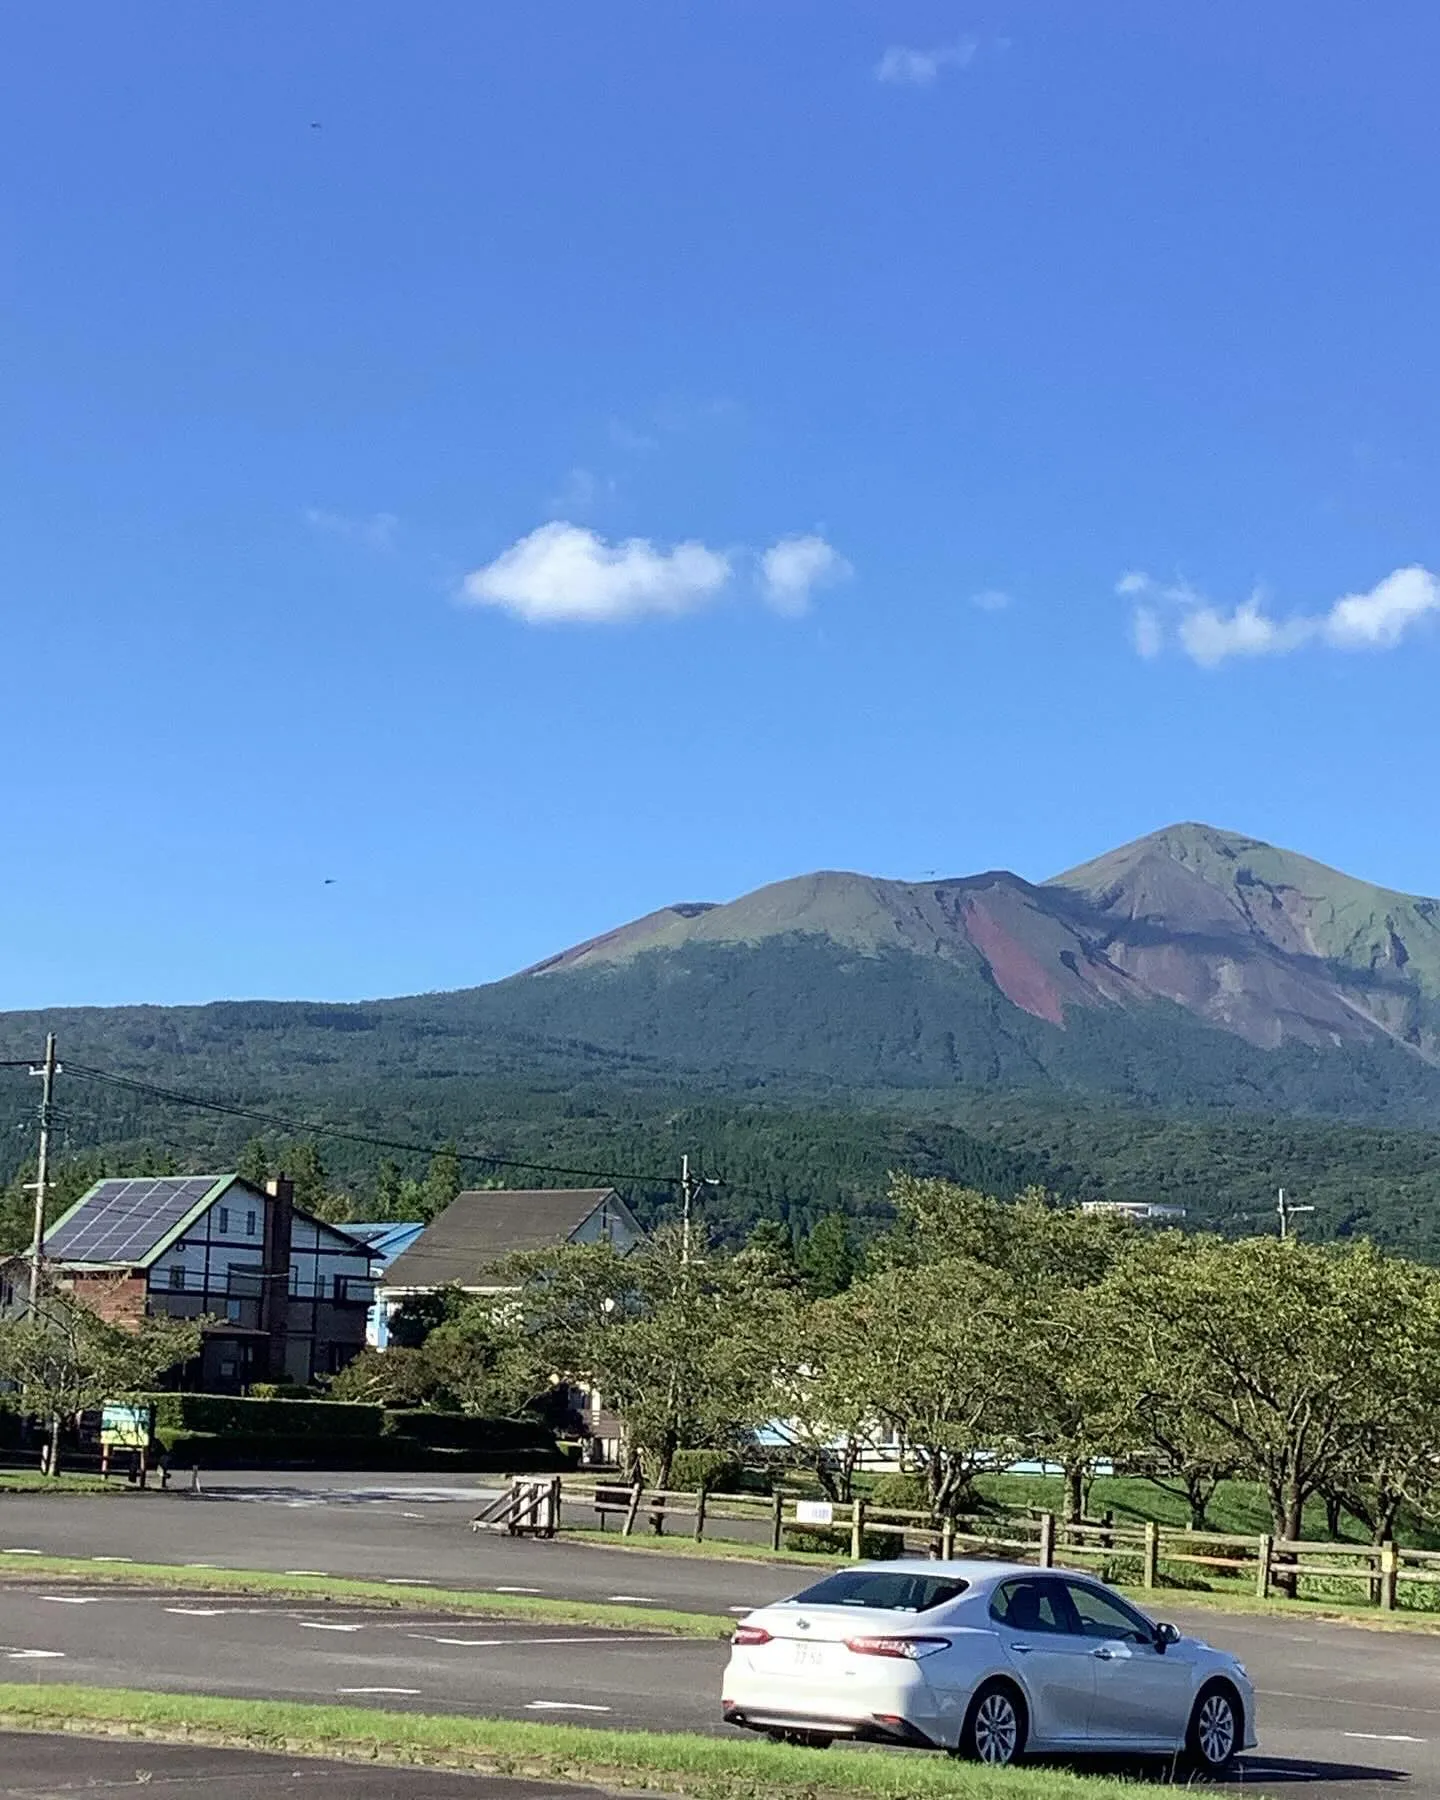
[990,1578,1070,1635]
[1063,1582,1154,1644]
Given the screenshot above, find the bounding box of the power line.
[61,1060,687,1191]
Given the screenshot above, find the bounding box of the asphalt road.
[0,1478,1436,1796]
[0,1731,603,1796]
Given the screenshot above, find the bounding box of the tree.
[0,1286,203,1476]
[421,1145,463,1221]
[236,1139,271,1190]
[282,1142,351,1222]
[331,1305,554,1418]
[798,1214,857,1297]
[764,1289,878,1503]
[1116,1235,1402,1570]
[482,1227,782,1498]
[372,1158,405,1221]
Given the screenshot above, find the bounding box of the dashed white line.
[284,1569,329,1576]
[3,1549,42,1556]
[41,1596,100,1606]
[339,1687,422,1696]
[495,1585,543,1594]
[90,1555,133,1563]
[183,1562,221,1569]
[410,1636,509,1647]
[384,1577,433,1585]
[607,1594,657,1603]
[1344,1732,1425,1744]
[165,1607,228,1617]
[526,1701,611,1713]
[298,1621,363,1633]
[6,1650,65,1660]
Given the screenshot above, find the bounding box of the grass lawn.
[0,1684,1145,1800]
[0,1472,117,1494]
[0,1553,730,1638]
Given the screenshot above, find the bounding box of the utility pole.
[679,1154,720,1264]
[26,1034,59,1311]
[1276,1186,1314,1241]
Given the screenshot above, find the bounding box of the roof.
[41,1175,252,1269]
[380,1188,630,1291]
[342,1221,426,1265]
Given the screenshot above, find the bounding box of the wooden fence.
[553,1477,1440,1613]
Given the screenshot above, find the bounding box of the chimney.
[262,1174,294,1382]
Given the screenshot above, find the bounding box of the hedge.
[145,1395,382,1439]
[156,1428,574,1472]
[783,1524,905,1559]
[381,1411,555,1454]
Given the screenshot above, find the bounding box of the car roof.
[809,1559,1119,1588]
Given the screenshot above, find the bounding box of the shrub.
[868,1473,931,1516]
[783,1524,906,1559]
[669,1450,745,1495]
[144,1394,383,1439]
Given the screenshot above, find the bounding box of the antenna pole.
[27,1034,58,1310]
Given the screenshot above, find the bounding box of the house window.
[169,1266,186,1292]
[226,1299,242,1323]
[218,1206,230,1234]
[246,1210,257,1237]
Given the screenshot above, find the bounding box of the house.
[5,1173,378,1391]
[1079,1200,1187,1223]
[340,1221,425,1347]
[376,1187,644,1464]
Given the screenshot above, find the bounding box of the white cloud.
[305,507,398,551]
[970,588,1012,612]
[875,38,978,86]
[760,534,852,616]
[1121,565,1440,668]
[463,521,730,625]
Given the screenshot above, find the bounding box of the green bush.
[145,1394,383,1439]
[782,1524,905,1559]
[155,1427,568,1471]
[382,1411,556,1455]
[669,1450,745,1495]
[868,1473,931,1515]
[247,1382,314,1401]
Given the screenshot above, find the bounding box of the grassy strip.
[0,1553,730,1638]
[571,1527,823,1566]
[0,1474,116,1494]
[0,1684,1138,1800]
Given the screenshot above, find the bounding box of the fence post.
[623,1477,643,1538]
[771,1490,784,1553]
[1038,1512,1055,1569]
[850,1497,866,1560]
[1255,1533,1272,1599]
[1380,1541,1398,1612]
[1143,1520,1159,1590]
[941,1516,956,1561]
[694,1487,708,1543]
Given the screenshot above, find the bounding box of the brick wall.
[64,1270,148,1330]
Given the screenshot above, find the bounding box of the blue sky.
[5,2,1440,1008]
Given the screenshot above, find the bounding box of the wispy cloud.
[461,523,852,627]
[304,507,398,551]
[1122,566,1440,668]
[875,38,978,86]
[760,535,852,616]
[970,588,1012,613]
[547,466,616,514]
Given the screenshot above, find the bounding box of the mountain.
[473,823,1440,1113]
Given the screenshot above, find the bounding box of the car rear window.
[784,1570,970,1613]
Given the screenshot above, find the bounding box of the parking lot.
[0,1477,1436,1796]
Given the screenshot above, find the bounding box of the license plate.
[792,1641,825,1668]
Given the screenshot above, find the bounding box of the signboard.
[100,1404,152,1449]
[795,1499,834,1526]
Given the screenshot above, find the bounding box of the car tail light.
[732,1625,773,1646]
[844,1635,948,1660]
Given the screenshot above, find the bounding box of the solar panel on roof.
[44,1175,221,1265]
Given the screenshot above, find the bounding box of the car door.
[990,1576,1095,1747]
[1060,1579,1194,1749]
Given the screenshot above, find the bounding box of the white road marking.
[3,1549,42,1556]
[496,1585,543,1594]
[285,1569,329,1576]
[183,1562,221,1569]
[384,1577,433,1585]
[1344,1732,1425,1744]
[526,1701,611,1713]
[338,1687,422,1696]
[607,1594,656,1603]
[401,1511,423,1519]
[6,1650,65,1660]
[41,1596,100,1606]
[412,1637,508,1647]
[165,1607,229,1617]
[90,1555,133,1563]
[408,1633,656,1648]
[298,1621,363,1633]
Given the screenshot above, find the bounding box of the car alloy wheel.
[1192,1688,1238,1772]
[971,1688,1021,1765]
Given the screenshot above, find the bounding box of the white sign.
[795,1500,834,1526]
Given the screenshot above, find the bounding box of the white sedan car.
[722,1560,1255,1771]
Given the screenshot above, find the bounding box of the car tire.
[1185,1681,1242,1776]
[956,1680,1028,1766]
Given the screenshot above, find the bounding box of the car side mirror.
[1154,1622,1180,1654]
